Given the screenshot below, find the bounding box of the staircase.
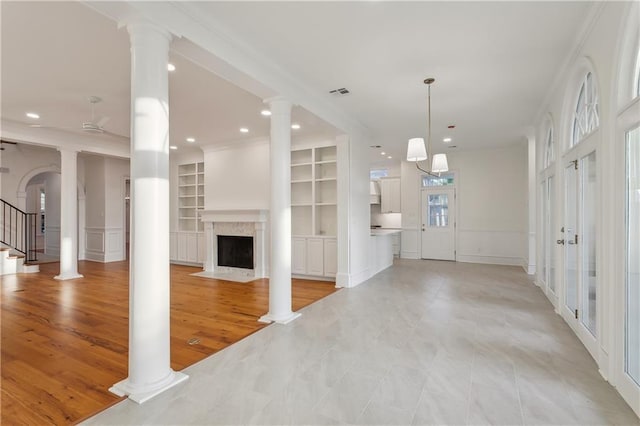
[0,246,39,275]
[1,199,40,275]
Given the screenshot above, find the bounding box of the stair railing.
[1,199,38,262]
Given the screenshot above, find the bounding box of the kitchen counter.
[370,229,401,236]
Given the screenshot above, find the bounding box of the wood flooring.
[1,261,338,425]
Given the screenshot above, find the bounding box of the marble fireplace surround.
[197,209,268,282]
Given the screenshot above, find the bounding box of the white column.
[109,20,187,404]
[54,148,83,280]
[259,97,300,324]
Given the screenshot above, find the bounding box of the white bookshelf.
[291,144,337,278]
[178,162,205,232]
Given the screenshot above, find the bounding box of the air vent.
[329,88,350,96]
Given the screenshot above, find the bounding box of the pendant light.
[406,78,449,176]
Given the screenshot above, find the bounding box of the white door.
[421,187,455,260]
[562,152,598,358]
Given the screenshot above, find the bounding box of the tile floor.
[83,260,640,425]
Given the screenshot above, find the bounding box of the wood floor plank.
[1,260,338,425]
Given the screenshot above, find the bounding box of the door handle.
[556,239,565,245]
[567,240,575,245]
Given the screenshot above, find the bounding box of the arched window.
[571,72,599,147]
[544,125,554,168]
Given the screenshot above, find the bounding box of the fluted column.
[54,148,83,280]
[109,19,187,404]
[259,97,300,324]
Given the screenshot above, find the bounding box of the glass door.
[548,176,557,294]
[563,151,598,357]
[626,125,640,386]
[565,163,578,317]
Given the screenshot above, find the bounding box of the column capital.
[264,96,292,114]
[125,18,172,45]
[56,146,81,154]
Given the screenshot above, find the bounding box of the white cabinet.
[380,177,401,213]
[391,232,401,257]
[306,238,324,276]
[323,238,337,277]
[292,237,307,274]
[291,143,337,278]
[291,237,336,278]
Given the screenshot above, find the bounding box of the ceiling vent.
[329,88,350,96]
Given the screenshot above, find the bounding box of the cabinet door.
[176,233,188,261]
[186,233,198,263]
[380,178,401,213]
[306,238,324,276]
[197,233,206,264]
[323,238,337,277]
[292,238,307,274]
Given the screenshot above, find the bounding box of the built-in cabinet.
[172,162,205,265]
[380,177,401,213]
[291,144,337,278]
[292,236,337,278]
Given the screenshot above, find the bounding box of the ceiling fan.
[30,96,127,139]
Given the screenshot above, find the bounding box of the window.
[544,125,555,168]
[422,172,455,187]
[370,169,388,180]
[571,72,600,147]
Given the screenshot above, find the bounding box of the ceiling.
[1,1,593,167]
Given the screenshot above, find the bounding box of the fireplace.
[196,209,269,282]
[217,235,253,270]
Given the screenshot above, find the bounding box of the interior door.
[421,187,455,260]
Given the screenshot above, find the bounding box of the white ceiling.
[1,1,593,167]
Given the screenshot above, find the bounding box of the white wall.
[400,143,528,266]
[0,143,59,207]
[344,133,371,286]
[83,154,130,262]
[203,141,270,210]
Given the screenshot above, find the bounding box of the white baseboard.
[400,250,419,259]
[457,254,522,267]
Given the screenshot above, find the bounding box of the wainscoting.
[84,227,124,262]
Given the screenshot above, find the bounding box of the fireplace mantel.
[196,209,269,282]
[200,209,268,223]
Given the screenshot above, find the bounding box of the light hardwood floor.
[1,261,338,425]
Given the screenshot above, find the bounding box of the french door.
[616,102,640,415]
[562,150,598,357]
[541,175,557,298]
[421,187,455,260]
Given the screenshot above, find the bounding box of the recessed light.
[26,112,40,119]
[443,137,452,143]
[381,151,386,155]
[240,128,249,133]
[387,156,392,159]
[170,145,177,150]
[167,63,176,72]
[291,124,301,130]
[261,110,271,116]
[186,137,195,143]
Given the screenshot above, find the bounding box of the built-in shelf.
[178,162,204,232]
[291,145,337,238]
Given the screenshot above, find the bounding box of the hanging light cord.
[415,81,439,177]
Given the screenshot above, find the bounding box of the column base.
[258,311,301,325]
[54,273,84,281]
[109,370,188,404]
